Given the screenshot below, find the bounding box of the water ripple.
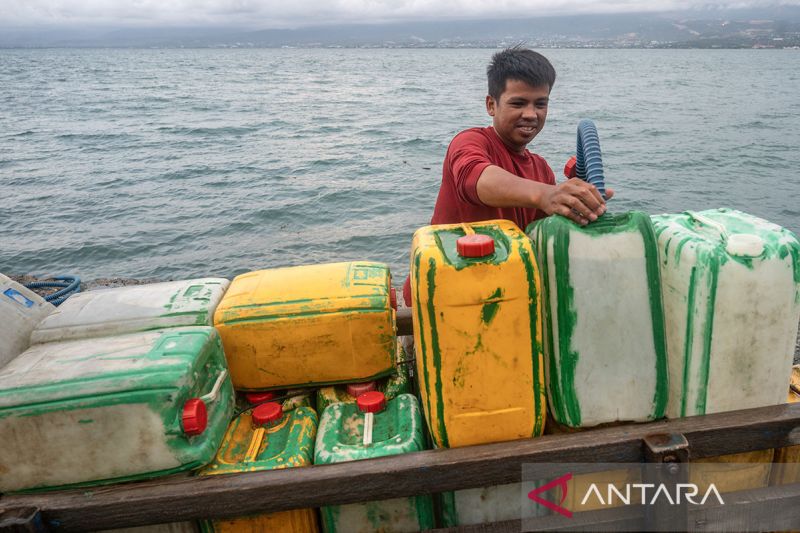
[2,48,799,281]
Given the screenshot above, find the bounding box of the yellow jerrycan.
[214,261,396,390]
[409,219,545,448]
[198,403,319,532]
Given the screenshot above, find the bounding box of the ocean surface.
[1,48,799,282]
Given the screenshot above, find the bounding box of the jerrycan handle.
[199,369,228,403]
[686,211,764,257]
[357,392,386,446]
[686,211,729,243]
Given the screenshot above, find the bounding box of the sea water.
[1,48,798,281]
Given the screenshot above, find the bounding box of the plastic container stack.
[1,197,798,530]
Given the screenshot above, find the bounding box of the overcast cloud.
[2,0,797,28]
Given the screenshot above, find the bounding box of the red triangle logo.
[527,472,573,518]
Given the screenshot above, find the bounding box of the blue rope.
[575,118,607,199]
[24,275,81,306]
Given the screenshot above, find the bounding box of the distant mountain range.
[3,6,800,49]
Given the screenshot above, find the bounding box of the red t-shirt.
[403,126,556,305]
[431,126,555,227]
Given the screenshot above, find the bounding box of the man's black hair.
[487,46,556,101]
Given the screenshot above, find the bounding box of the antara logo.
[528,472,725,518]
[527,473,574,518]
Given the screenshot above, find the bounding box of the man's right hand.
[540,178,613,226]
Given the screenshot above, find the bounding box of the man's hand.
[474,165,615,225]
[540,178,614,226]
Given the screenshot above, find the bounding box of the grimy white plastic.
[0,273,54,369]
[544,230,662,426]
[30,278,229,344]
[654,209,800,418]
[451,483,547,526]
[0,328,221,492]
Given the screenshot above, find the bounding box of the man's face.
[486,79,550,154]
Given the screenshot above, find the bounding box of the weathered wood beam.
[1,403,797,531]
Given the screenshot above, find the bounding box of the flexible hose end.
[575,119,607,200]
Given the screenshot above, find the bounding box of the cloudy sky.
[1,0,796,28]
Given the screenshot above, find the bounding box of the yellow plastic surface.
[410,220,545,448]
[207,510,318,533]
[214,261,396,390]
[199,408,318,533]
[770,368,800,486]
[693,449,774,493]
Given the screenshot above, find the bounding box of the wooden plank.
[0,507,49,533]
[1,403,798,531]
[431,483,800,532]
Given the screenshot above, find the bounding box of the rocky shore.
[10,275,800,364]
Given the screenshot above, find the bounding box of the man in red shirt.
[403,47,613,305]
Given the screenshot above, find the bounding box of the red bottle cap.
[347,381,378,397]
[357,391,387,413]
[182,399,208,437]
[564,155,578,179]
[252,402,283,426]
[456,234,495,258]
[245,391,279,404]
[390,287,397,310]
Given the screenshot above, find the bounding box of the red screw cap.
[347,381,378,397]
[252,402,283,426]
[182,398,208,437]
[357,391,387,413]
[564,155,578,179]
[245,391,279,404]
[390,287,397,310]
[456,234,495,258]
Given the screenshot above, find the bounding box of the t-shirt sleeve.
[447,131,494,206]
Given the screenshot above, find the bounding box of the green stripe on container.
[636,213,669,419]
[680,266,699,418]
[518,240,545,436]
[530,221,566,426]
[426,258,449,448]
[695,253,720,415]
[552,221,581,427]
[413,252,434,439]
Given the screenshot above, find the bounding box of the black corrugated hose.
[24,275,81,306]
